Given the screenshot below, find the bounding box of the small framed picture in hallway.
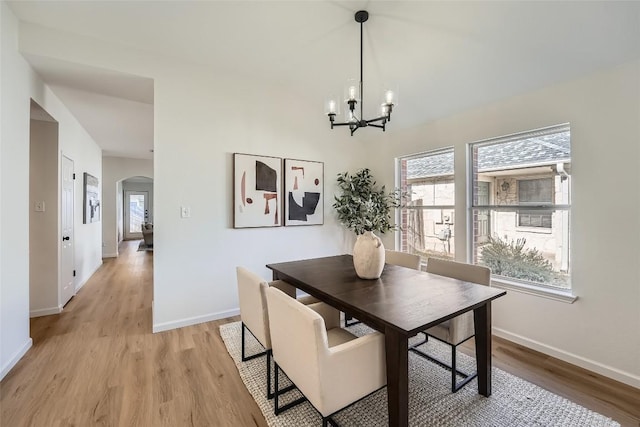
[83,172,101,224]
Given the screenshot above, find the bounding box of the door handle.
[62,236,70,241]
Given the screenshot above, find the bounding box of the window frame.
[466,123,576,302]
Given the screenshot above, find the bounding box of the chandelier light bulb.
[328,100,336,114]
[348,86,357,101]
[385,90,395,105]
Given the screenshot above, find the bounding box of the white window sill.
[491,278,578,303]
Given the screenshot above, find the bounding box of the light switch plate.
[35,201,45,212]
[180,206,191,218]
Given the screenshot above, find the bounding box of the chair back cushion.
[425,258,491,344]
[426,257,491,285]
[236,267,271,348]
[266,287,325,405]
[385,250,421,270]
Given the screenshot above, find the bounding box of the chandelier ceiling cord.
[325,10,396,136]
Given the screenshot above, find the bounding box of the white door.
[61,155,75,306]
[124,191,149,240]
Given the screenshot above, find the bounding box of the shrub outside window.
[469,124,571,290]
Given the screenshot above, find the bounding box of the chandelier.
[325,10,397,136]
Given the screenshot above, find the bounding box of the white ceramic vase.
[352,230,385,279]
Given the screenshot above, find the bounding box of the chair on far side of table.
[385,249,421,270]
[410,257,491,392]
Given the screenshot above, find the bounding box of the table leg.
[473,301,492,397]
[385,327,408,427]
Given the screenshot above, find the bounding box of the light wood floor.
[1,240,638,426]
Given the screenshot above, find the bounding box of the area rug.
[220,321,618,426]
[137,241,153,251]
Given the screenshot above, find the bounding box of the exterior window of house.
[518,178,553,228]
[397,148,455,267]
[469,124,571,291]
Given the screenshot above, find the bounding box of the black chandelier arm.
[365,115,389,124]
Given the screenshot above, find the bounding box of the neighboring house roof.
[407,131,571,179]
[407,150,454,179]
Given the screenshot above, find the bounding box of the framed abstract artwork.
[284,158,324,226]
[233,153,282,228]
[83,172,101,224]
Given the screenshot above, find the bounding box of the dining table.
[267,254,506,427]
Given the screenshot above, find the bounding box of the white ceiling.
[9,1,640,159]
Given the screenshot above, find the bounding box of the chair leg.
[409,332,429,348]
[323,416,340,426]
[409,335,477,393]
[344,314,361,327]
[274,362,280,415]
[241,322,267,362]
[451,343,457,392]
[450,343,477,392]
[266,349,273,399]
[241,322,273,400]
[273,362,306,416]
[241,322,247,360]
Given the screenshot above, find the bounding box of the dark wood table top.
[267,254,506,336]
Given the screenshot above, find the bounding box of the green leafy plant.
[480,235,554,283]
[333,168,404,235]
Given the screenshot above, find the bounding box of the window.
[398,148,455,266]
[469,124,571,291]
[518,178,553,228]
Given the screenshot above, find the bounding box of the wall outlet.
[180,206,191,218]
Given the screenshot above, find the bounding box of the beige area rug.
[220,321,619,426]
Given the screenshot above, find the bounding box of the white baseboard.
[75,260,102,292]
[102,252,117,258]
[153,308,240,333]
[30,306,62,317]
[0,338,33,381]
[493,327,640,389]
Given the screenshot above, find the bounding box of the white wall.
[0,3,103,380]
[1,0,32,379]
[151,64,364,331]
[102,156,153,257]
[29,119,59,316]
[369,61,640,388]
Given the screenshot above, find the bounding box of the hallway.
[0,240,266,426]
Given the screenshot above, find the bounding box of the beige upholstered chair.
[410,257,491,392]
[345,250,421,327]
[236,267,339,399]
[266,287,386,426]
[385,249,421,270]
